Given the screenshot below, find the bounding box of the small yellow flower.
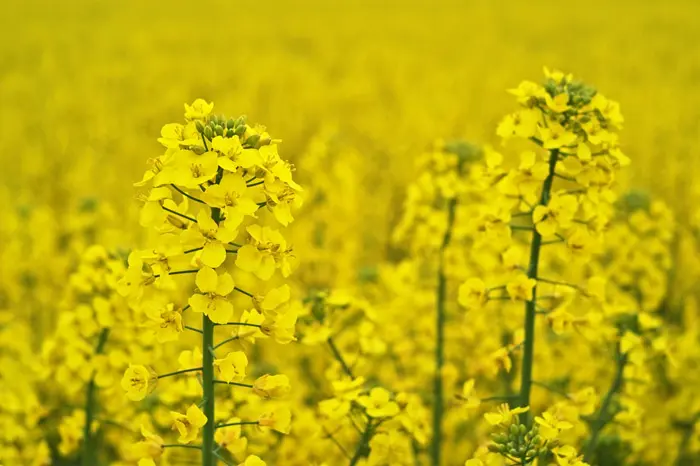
[484,403,529,426]
[506,273,537,301]
[214,351,248,383]
[121,365,157,401]
[188,267,235,324]
[239,455,266,466]
[258,407,292,434]
[458,278,487,310]
[357,387,400,418]
[170,404,208,444]
[252,374,291,399]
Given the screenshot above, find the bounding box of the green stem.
[431,194,458,466]
[516,149,558,424]
[81,328,110,466]
[328,337,354,378]
[216,420,259,429]
[349,420,374,466]
[583,345,627,462]
[202,167,225,466]
[202,313,216,466]
[158,367,202,379]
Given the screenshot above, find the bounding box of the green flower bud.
[491,433,508,444]
[487,444,501,454]
[226,118,235,129]
[195,120,205,133]
[226,129,235,138]
[203,126,213,140]
[235,116,247,127]
[526,449,537,458]
[508,448,519,457]
[518,424,527,435]
[245,134,260,147]
[215,125,224,136]
[531,435,541,446]
[234,125,247,136]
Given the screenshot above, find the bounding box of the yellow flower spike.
[214,351,248,383]
[121,365,158,401]
[170,404,208,444]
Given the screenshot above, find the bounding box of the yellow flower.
[142,300,183,343]
[253,374,291,399]
[258,406,292,434]
[184,98,214,121]
[201,173,259,229]
[239,455,266,466]
[131,425,164,459]
[170,404,208,444]
[456,379,481,409]
[254,284,291,318]
[181,210,238,268]
[357,387,400,418]
[215,417,248,457]
[534,411,573,440]
[236,225,294,280]
[214,351,248,383]
[539,122,577,149]
[496,109,540,140]
[458,278,487,310]
[188,267,235,324]
[506,273,536,301]
[154,149,218,189]
[121,365,157,401]
[532,194,578,236]
[484,403,529,426]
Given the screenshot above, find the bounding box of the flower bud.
[195,120,205,133]
[234,125,247,136]
[226,118,235,129]
[245,134,261,147]
[204,126,213,140]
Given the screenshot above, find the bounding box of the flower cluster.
[118,100,302,466]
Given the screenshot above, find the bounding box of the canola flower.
[117,100,302,466]
[2,14,700,462]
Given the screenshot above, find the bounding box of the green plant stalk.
[203,166,225,466]
[431,194,458,466]
[583,345,627,462]
[349,420,374,466]
[516,149,558,423]
[202,313,216,466]
[81,327,110,466]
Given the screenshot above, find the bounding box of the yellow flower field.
[1,1,700,465]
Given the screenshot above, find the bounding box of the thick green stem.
[516,149,558,423]
[431,195,458,466]
[583,345,627,463]
[202,313,216,466]
[203,168,225,466]
[81,328,110,466]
